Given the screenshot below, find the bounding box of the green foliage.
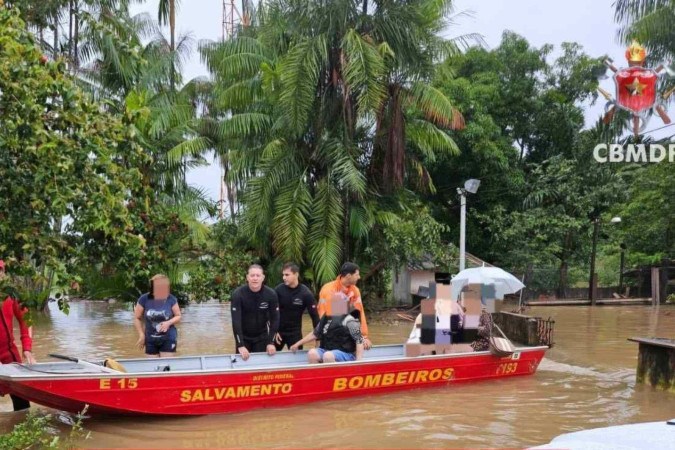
[0,407,89,450]
[431,32,623,294]
[380,202,453,271]
[0,6,145,307]
[615,0,675,61]
[193,0,471,288]
[610,162,675,265]
[184,221,255,302]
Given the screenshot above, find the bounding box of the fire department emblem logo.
[598,41,674,136]
[614,66,657,114]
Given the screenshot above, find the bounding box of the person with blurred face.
[273,263,319,351]
[230,264,280,361]
[134,274,182,358]
[0,259,35,411]
[291,294,364,363]
[317,262,371,349]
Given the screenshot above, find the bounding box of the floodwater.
[1,301,674,448]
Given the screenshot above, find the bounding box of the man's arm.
[267,289,280,345]
[290,330,318,351]
[12,300,35,363]
[353,296,369,338]
[304,287,320,328]
[230,290,245,348]
[345,319,365,360]
[355,342,364,361]
[316,286,328,318]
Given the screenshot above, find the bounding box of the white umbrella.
[450,267,525,301]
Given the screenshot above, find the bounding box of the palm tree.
[76,5,212,215]
[158,0,180,88]
[192,0,475,284]
[615,0,675,61]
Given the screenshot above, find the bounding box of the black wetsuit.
[230,285,279,353]
[274,283,320,350]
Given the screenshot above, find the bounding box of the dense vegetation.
[0,0,672,308]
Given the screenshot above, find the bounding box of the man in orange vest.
[317,262,371,349]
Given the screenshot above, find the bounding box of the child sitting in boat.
[290,294,364,363]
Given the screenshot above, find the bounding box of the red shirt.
[0,296,33,363]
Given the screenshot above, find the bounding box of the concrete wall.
[635,341,675,392]
[392,267,411,304]
[493,312,541,346]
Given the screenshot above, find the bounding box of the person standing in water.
[230,264,280,361]
[274,262,319,351]
[134,274,182,357]
[0,259,36,411]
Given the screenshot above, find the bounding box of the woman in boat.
[134,274,181,357]
[0,259,36,411]
[471,306,493,351]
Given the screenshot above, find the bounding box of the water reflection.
[1,301,673,448]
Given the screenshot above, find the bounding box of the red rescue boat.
[0,344,548,416]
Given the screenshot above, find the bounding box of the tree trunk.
[382,86,405,192]
[68,0,73,63]
[343,194,351,262]
[73,0,79,69]
[53,13,59,59]
[362,261,386,283]
[169,0,176,89]
[557,260,568,299]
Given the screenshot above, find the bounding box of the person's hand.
[273,333,282,345]
[23,351,36,365]
[290,342,300,353]
[266,344,276,356]
[158,321,171,333]
[136,334,145,350]
[363,338,372,350]
[238,346,250,361]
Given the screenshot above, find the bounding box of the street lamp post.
[589,216,621,305]
[458,179,480,272]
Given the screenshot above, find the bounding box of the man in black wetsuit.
[273,262,320,351]
[230,264,280,361]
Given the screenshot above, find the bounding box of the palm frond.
[271,176,312,262]
[406,120,460,162]
[278,35,328,135]
[406,82,465,130]
[307,177,344,286]
[341,28,387,113]
[317,138,366,197]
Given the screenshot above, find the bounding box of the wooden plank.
[628,337,675,349]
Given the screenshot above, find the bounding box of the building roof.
[407,252,493,271]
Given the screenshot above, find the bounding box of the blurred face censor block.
[435,283,452,301]
[420,299,436,315]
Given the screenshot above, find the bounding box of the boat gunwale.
[0,345,549,381]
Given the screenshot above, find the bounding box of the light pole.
[458,179,480,272]
[589,216,621,305]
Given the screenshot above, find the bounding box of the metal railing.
[536,316,555,347]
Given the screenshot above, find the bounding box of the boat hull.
[0,347,547,416]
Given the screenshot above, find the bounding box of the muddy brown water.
[1,301,674,448]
